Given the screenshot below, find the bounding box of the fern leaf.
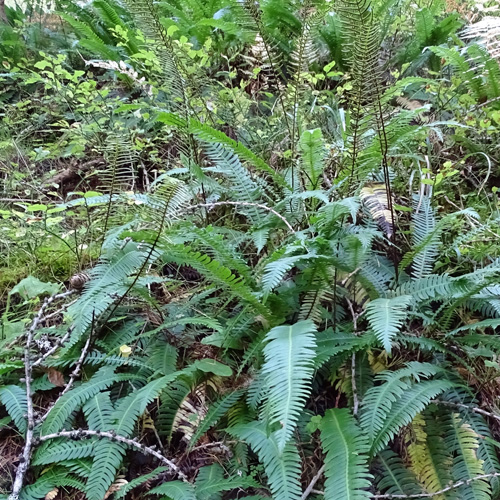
[446,413,491,500]
[41,366,118,435]
[370,379,455,455]
[149,480,196,499]
[0,385,27,433]
[365,295,412,353]
[33,440,95,466]
[230,421,302,500]
[299,128,325,190]
[376,450,423,495]
[114,466,167,499]
[188,389,244,448]
[262,320,317,452]
[87,371,187,500]
[319,408,372,499]
[83,392,114,430]
[360,362,444,445]
[411,194,439,279]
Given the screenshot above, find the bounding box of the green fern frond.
[261,320,317,452]
[188,389,244,448]
[195,463,259,499]
[149,480,196,499]
[298,128,325,192]
[370,379,456,455]
[66,238,155,347]
[0,384,27,433]
[365,295,412,353]
[445,412,491,500]
[83,392,114,430]
[360,362,444,446]
[410,194,439,279]
[230,421,302,500]
[86,371,187,500]
[114,466,167,499]
[319,408,372,499]
[32,439,95,466]
[376,449,423,496]
[21,467,86,500]
[41,366,118,434]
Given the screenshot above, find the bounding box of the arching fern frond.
[261,320,317,452]
[319,408,372,500]
[230,421,302,500]
[365,295,412,353]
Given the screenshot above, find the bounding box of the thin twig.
[8,291,72,500]
[40,299,78,322]
[32,326,74,368]
[351,352,359,417]
[189,441,236,453]
[182,201,295,233]
[38,430,188,481]
[432,400,500,423]
[370,472,500,498]
[301,464,326,500]
[59,332,92,397]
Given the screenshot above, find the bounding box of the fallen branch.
[370,472,500,498]
[301,464,325,500]
[32,326,75,368]
[8,291,72,500]
[38,430,188,481]
[432,399,500,424]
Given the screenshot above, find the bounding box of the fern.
[261,320,317,452]
[376,449,423,496]
[370,379,456,455]
[149,480,196,499]
[365,295,412,353]
[0,384,27,433]
[188,389,244,448]
[230,421,302,500]
[445,412,491,500]
[360,362,444,446]
[32,440,95,466]
[319,408,372,499]
[86,370,189,500]
[41,366,120,434]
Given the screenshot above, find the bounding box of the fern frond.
[32,439,95,466]
[114,466,167,499]
[41,366,118,434]
[188,389,244,448]
[230,421,302,500]
[0,384,27,433]
[298,128,325,191]
[410,194,439,279]
[360,362,444,446]
[365,295,412,353]
[261,320,317,452]
[319,408,372,499]
[445,412,491,500]
[376,449,423,496]
[149,480,196,499]
[86,371,186,500]
[370,379,456,455]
